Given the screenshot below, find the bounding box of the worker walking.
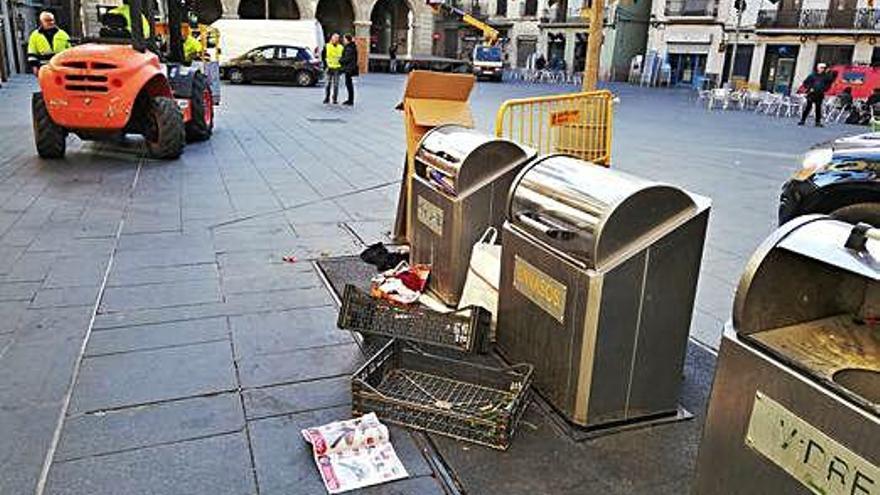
[322,33,343,104]
[340,34,358,106]
[798,63,836,127]
[27,11,71,75]
[109,0,151,37]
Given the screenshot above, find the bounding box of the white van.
[211,19,325,64]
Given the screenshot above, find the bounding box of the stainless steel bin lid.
[415,125,534,195]
[734,215,880,336]
[507,154,698,268]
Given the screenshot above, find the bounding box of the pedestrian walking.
[388,42,398,73]
[340,34,359,106]
[27,11,71,75]
[798,63,837,127]
[322,33,343,104]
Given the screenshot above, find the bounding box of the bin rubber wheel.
[228,68,246,84]
[144,96,185,159]
[185,72,213,142]
[32,92,66,159]
[831,203,880,226]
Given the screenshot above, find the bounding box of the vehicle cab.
[472,45,503,81]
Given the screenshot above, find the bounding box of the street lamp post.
[729,0,744,86]
[582,0,604,90]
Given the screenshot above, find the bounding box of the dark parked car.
[779,132,880,225]
[222,45,322,87]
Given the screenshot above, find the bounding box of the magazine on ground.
[301,412,409,494]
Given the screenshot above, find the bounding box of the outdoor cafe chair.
[707,88,731,110]
[777,94,805,118]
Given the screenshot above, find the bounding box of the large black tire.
[186,72,213,142]
[144,96,185,159]
[32,93,66,159]
[295,70,316,87]
[228,68,246,84]
[831,202,880,226]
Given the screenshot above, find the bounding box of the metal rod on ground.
[582,0,605,91]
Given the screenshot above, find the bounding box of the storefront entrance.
[668,53,707,86]
[761,44,799,93]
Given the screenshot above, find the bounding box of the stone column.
[853,40,873,65]
[354,20,371,73]
[748,42,765,86]
[794,40,816,89]
[221,0,241,18]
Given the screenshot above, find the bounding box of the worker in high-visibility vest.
[321,33,343,104]
[27,11,71,75]
[182,24,203,63]
[109,0,151,38]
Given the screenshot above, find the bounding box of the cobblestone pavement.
[0,74,848,494]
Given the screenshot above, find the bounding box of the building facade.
[646,0,880,89]
[751,0,880,92]
[77,0,434,56]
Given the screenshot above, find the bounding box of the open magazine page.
[301,413,408,494]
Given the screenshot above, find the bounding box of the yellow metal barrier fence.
[495,90,614,166]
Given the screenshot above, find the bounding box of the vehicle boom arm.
[429,1,498,46]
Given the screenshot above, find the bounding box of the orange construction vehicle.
[32,0,217,159]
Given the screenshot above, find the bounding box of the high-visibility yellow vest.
[27,28,71,58]
[183,35,202,62]
[325,43,343,70]
[109,4,151,37]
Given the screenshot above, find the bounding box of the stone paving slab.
[30,286,99,309]
[98,279,222,313]
[106,263,219,287]
[242,376,351,420]
[230,306,354,358]
[70,340,237,413]
[85,317,229,356]
[238,342,363,389]
[56,393,245,461]
[45,433,257,495]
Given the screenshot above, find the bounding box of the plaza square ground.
[0,74,852,494]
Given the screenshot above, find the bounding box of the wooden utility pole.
[582,0,604,90]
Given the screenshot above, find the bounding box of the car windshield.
[475,47,502,62]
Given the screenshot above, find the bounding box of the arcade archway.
[237,0,302,19]
[369,0,411,54]
[316,0,355,38]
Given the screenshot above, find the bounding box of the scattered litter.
[360,243,409,271]
[282,255,297,263]
[369,262,430,305]
[301,413,408,494]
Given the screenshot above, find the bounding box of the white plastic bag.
[458,227,501,340]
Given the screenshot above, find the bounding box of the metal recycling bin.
[409,124,536,306]
[693,216,879,495]
[495,155,711,428]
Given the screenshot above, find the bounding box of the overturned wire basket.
[352,339,533,450]
[337,284,490,354]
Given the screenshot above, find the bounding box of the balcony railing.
[757,8,880,29]
[665,0,717,17]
